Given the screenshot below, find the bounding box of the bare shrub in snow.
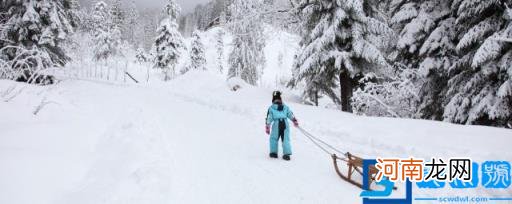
[352,64,420,118]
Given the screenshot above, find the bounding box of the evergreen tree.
[141,8,159,50]
[76,3,95,32]
[92,1,108,35]
[187,30,206,72]
[125,1,140,45]
[442,0,512,126]
[290,0,392,112]
[153,0,185,81]
[389,0,456,120]
[68,0,82,29]
[135,47,148,63]
[227,0,266,85]
[0,0,74,81]
[109,0,124,32]
[109,0,124,46]
[92,1,120,60]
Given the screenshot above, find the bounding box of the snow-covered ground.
[1,21,511,204]
[1,70,511,204]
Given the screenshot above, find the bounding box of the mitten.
[292,118,299,127]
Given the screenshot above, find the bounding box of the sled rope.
[297,126,388,190]
[297,126,348,159]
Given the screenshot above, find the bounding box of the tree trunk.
[314,90,319,106]
[164,69,169,81]
[340,71,353,113]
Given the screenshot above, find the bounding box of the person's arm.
[286,106,299,127]
[265,108,273,134]
[266,108,273,125]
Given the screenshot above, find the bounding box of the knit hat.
[272,91,282,102]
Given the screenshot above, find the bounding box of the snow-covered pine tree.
[216,29,225,73]
[91,1,121,60]
[141,9,159,49]
[388,0,457,120]
[68,0,82,29]
[290,0,392,112]
[125,1,141,45]
[153,0,185,81]
[91,1,108,35]
[442,0,512,127]
[390,0,439,67]
[109,0,123,49]
[109,0,126,42]
[227,0,266,85]
[187,30,206,72]
[135,47,148,63]
[0,0,74,82]
[76,3,95,32]
[109,0,124,31]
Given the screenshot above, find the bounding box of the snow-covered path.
[1,72,511,204]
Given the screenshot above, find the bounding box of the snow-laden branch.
[352,66,420,118]
[357,90,401,117]
[492,37,512,43]
[0,45,55,83]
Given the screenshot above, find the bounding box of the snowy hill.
[1,71,511,204]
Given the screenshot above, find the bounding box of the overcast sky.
[79,0,211,13]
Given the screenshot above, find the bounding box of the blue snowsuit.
[266,103,295,155]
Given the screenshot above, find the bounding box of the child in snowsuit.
[265,91,299,161]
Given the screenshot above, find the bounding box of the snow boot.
[269,153,278,158]
[283,154,291,161]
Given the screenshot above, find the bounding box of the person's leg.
[282,128,292,155]
[269,130,279,155]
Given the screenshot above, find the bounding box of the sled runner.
[332,152,374,189]
[331,152,396,190]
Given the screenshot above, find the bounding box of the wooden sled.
[331,152,396,190]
